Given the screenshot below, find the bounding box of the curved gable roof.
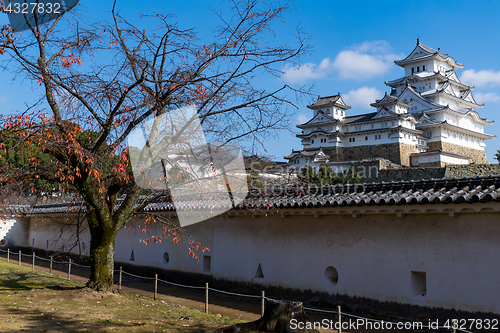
[297,111,338,128]
[371,92,413,108]
[307,94,351,110]
[394,40,464,69]
[398,84,442,110]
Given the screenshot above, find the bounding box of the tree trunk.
[213,299,320,333]
[86,227,116,292]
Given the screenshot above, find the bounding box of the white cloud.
[460,69,500,88]
[295,113,309,125]
[281,40,402,83]
[332,41,402,80]
[281,58,334,84]
[474,92,500,103]
[343,87,381,109]
[0,95,9,104]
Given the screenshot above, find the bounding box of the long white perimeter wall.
[210,212,500,314]
[3,208,499,314]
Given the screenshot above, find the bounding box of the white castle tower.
[285,39,495,168]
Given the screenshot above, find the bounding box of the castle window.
[388,134,391,138]
[411,67,414,74]
[423,65,426,71]
[365,136,368,140]
[311,139,314,144]
[417,66,420,72]
[353,137,355,142]
[371,124,374,129]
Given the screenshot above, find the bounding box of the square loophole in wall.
[203,256,211,272]
[411,271,426,297]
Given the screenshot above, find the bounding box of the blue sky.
[1,0,500,162]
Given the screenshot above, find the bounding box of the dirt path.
[0,251,411,333]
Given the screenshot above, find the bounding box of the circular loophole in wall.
[163,252,170,264]
[324,266,338,284]
[0,239,7,246]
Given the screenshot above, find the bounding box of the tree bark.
[86,226,116,292]
[213,299,320,333]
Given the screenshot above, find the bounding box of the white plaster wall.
[0,217,29,248]
[432,60,452,73]
[458,115,479,132]
[413,154,467,166]
[15,207,500,314]
[114,216,215,274]
[211,212,500,314]
[23,214,215,275]
[418,154,440,164]
[440,130,484,150]
[28,216,91,255]
[441,155,468,165]
[308,135,328,148]
[404,62,427,76]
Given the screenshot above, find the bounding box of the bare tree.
[0,0,309,291]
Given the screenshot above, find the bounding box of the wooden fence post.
[67,260,71,280]
[32,252,35,269]
[49,256,53,274]
[337,305,342,333]
[18,250,21,266]
[154,274,158,300]
[261,291,265,317]
[6,248,9,262]
[205,283,209,313]
[119,267,122,291]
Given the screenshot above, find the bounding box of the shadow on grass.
[0,272,84,291]
[4,306,220,333]
[4,306,141,333]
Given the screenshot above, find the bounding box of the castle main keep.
[285,39,495,168]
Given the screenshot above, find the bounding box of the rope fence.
[0,247,473,333]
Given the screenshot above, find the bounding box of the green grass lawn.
[0,261,244,332]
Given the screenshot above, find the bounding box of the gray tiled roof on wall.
[7,175,500,216]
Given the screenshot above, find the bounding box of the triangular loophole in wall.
[130,249,135,261]
[255,263,264,278]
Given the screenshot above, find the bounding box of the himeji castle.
[285,39,495,168]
